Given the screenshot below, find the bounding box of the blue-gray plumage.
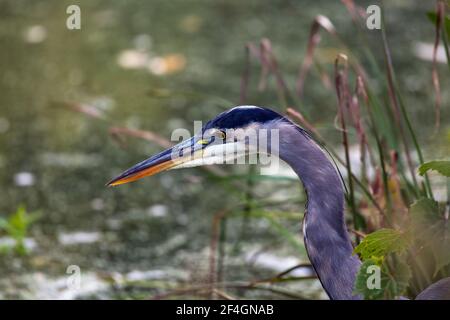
[108,105,450,300]
[416,278,450,300]
[272,118,361,299]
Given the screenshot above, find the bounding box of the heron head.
[107,106,284,186]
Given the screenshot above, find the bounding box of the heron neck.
[277,124,361,300]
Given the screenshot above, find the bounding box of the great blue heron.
[108,106,450,300]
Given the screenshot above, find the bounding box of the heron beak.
[107,137,205,187]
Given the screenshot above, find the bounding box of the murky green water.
[0,0,447,299]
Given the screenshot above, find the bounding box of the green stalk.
[447,178,450,205]
[395,90,434,200]
[305,127,385,216]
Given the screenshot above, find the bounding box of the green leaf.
[418,161,450,177]
[354,229,410,262]
[354,257,412,299]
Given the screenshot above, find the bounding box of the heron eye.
[217,130,226,140]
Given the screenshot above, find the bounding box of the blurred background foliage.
[0,0,448,299]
